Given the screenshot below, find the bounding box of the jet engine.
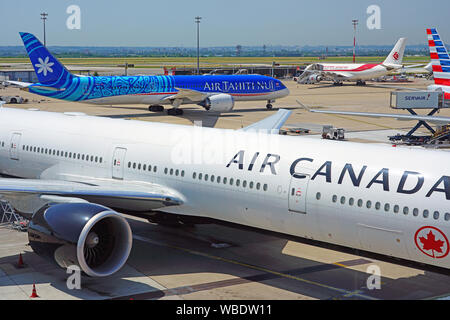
[308,74,322,83]
[27,203,132,277]
[199,93,234,112]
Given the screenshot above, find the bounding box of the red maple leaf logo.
[419,231,444,258]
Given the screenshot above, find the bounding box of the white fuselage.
[320,63,390,81]
[0,107,449,269]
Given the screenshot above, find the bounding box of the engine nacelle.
[199,93,234,112]
[28,203,132,277]
[308,74,322,83]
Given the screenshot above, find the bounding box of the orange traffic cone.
[30,284,39,298]
[17,253,24,268]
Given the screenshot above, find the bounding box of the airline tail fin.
[426,28,450,86]
[383,38,407,68]
[19,32,74,86]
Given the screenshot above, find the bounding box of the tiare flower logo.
[35,56,55,76]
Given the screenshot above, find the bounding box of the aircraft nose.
[281,87,290,97]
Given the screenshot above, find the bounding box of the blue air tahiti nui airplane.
[12,33,290,115]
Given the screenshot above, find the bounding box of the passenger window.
[384,203,390,212]
[433,211,439,220]
[366,201,372,209]
[332,195,337,203]
[230,178,234,185]
[204,174,208,181]
[256,183,261,190]
[316,192,321,200]
[445,213,450,221]
[403,207,409,215]
[217,176,221,183]
[243,181,247,188]
[340,196,345,204]
[164,168,168,174]
[153,166,157,172]
[357,199,363,207]
[393,205,399,213]
[138,164,142,170]
[148,165,152,171]
[210,175,214,182]
[249,182,254,189]
[349,198,354,206]
[193,172,197,179]
[143,164,146,171]
[170,168,173,175]
[181,170,185,177]
[134,163,137,169]
[175,169,179,176]
[423,210,429,218]
[413,208,419,216]
[236,179,240,187]
[198,173,202,180]
[223,177,227,184]
[263,184,268,191]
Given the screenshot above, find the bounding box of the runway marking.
[131,234,379,300]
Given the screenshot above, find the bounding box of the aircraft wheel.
[149,105,164,112]
[266,103,273,110]
[168,108,183,116]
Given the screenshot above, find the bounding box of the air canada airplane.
[297,38,407,85]
[9,33,289,115]
[0,102,448,277]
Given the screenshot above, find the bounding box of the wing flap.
[240,109,292,134]
[0,178,184,215]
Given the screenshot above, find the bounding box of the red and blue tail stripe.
[427,28,450,86]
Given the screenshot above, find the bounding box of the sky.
[0,0,449,47]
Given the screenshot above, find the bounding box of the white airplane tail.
[382,38,407,68]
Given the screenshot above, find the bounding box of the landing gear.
[167,108,183,116]
[356,80,366,86]
[333,81,343,86]
[149,105,164,112]
[266,99,275,110]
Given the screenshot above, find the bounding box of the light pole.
[352,19,358,63]
[41,13,48,46]
[195,16,202,75]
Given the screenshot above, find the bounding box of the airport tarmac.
[0,78,450,300]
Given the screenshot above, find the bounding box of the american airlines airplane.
[10,33,289,115]
[0,102,448,277]
[297,38,407,85]
[426,28,450,100]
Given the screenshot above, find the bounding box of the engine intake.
[199,93,234,112]
[28,203,132,277]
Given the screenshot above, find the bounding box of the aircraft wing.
[164,87,208,102]
[239,109,292,133]
[5,80,33,88]
[0,178,184,216]
[296,100,450,125]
